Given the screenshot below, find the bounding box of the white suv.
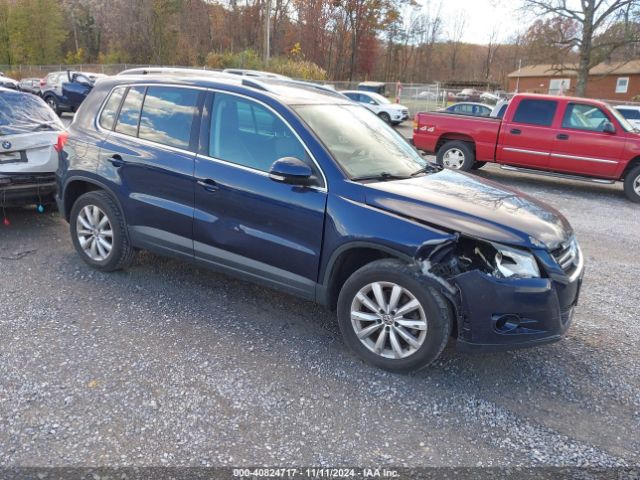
[615,105,640,130]
[341,90,409,125]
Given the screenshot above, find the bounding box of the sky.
[416,0,529,44]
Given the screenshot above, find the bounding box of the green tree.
[11,0,67,63]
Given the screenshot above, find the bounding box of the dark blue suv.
[56,74,584,371]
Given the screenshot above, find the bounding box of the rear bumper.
[451,266,583,352]
[0,173,57,206]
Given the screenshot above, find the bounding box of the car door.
[63,74,93,109]
[550,102,624,178]
[496,98,558,169]
[193,91,327,298]
[97,85,202,257]
[358,93,380,114]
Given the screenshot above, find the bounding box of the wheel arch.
[436,134,476,154]
[621,156,640,180]
[318,242,413,309]
[62,177,122,222]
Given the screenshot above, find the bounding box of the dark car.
[455,88,481,102]
[441,102,492,117]
[40,71,105,116]
[56,74,584,372]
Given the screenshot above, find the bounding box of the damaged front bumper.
[417,235,584,352]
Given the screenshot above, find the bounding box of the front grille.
[552,237,580,276]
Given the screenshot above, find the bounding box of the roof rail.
[241,77,276,93]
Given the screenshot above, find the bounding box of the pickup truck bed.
[413,93,640,202]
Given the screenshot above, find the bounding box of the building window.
[549,78,571,95]
[616,77,629,94]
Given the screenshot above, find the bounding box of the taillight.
[40,78,46,87]
[55,131,69,152]
[413,116,419,131]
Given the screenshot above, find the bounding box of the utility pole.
[515,58,522,93]
[263,0,272,64]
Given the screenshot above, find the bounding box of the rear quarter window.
[99,88,126,130]
[618,108,640,120]
[115,87,145,136]
[512,99,558,126]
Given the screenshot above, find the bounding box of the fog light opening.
[495,314,521,333]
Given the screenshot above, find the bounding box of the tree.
[522,0,640,96]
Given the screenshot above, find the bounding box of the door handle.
[557,133,569,140]
[510,128,521,135]
[197,178,219,192]
[108,154,124,167]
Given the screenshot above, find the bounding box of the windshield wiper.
[351,172,411,182]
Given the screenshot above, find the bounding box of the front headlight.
[492,243,541,278]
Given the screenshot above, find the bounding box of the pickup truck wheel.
[379,112,391,124]
[623,165,640,203]
[70,191,136,271]
[337,259,452,373]
[437,141,475,171]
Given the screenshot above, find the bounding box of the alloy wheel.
[76,205,113,261]
[350,281,428,359]
[634,173,640,196]
[442,148,465,169]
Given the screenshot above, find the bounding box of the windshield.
[294,104,428,180]
[608,104,636,132]
[0,91,64,135]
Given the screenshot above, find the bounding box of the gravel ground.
[0,119,639,469]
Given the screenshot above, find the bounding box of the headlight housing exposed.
[492,243,541,278]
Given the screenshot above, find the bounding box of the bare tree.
[447,10,466,78]
[522,0,640,96]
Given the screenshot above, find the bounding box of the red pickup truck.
[413,93,640,202]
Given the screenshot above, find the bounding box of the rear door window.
[618,108,640,120]
[138,86,200,149]
[114,86,145,137]
[512,99,558,126]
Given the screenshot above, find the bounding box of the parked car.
[455,88,481,102]
[440,102,492,117]
[341,90,409,124]
[413,93,640,202]
[614,105,640,130]
[56,75,583,371]
[0,87,64,207]
[18,77,41,95]
[358,81,386,96]
[40,71,106,116]
[0,74,18,90]
[491,100,509,119]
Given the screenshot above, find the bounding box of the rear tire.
[44,95,61,116]
[69,191,135,271]
[623,165,640,203]
[436,140,475,171]
[337,259,452,373]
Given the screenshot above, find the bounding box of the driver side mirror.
[602,121,616,134]
[269,157,313,186]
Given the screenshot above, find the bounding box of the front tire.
[436,140,475,171]
[337,259,452,372]
[623,165,640,203]
[44,95,61,116]
[379,112,391,124]
[70,191,135,271]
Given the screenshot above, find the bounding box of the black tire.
[379,112,391,124]
[623,165,640,203]
[337,259,453,373]
[44,95,61,116]
[436,140,475,171]
[69,191,135,271]
[471,161,487,170]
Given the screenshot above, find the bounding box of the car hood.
[386,103,408,111]
[362,170,573,250]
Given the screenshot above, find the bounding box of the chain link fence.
[1,64,451,116]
